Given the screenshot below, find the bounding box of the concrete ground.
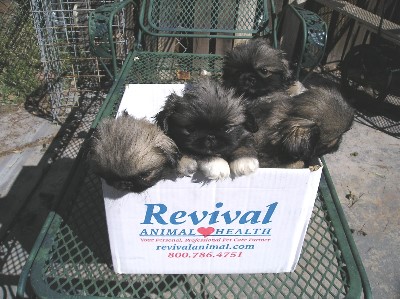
[324,121,400,299]
[0,90,399,298]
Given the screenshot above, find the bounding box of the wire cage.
[0,0,42,107]
[29,0,135,122]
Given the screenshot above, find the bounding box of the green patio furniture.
[17,0,371,298]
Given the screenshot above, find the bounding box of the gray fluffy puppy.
[90,113,180,192]
[222,38,295,99]
[154,79,259,180]
[248,86,354,168]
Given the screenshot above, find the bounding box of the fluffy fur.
[248,86,354,168]
[90,113,180,192]
[222,38,293,99]
[154,79,259,179]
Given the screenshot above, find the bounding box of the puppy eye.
[259,68,270,75]
[187,127,195,133]
[182,127,194,135]
[224,126,235,133]
[139,170,153,180]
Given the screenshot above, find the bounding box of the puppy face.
[251,87,354,166]
[222,38,292,99]
[90,114,180,193]
[155,79,258,159]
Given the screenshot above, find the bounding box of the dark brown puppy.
[248,86,354,168]
[222,38,293,99]
[155,79,259,180]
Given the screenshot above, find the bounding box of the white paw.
[230,157,259,177]
[287,81,307,96]
[177,156,198,176]
[199,157,230,180]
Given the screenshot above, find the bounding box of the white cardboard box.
[102,84,322,274]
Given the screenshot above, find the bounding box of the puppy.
[222,38,295,99]
[90,113,180,192]
[248,86,354,168]
[154,79,259,180]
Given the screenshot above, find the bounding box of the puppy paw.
[287,81,307,96]
[286,160,305,169]
[199,157,230,180]
[177,155,198,177]
[230,157,259,177]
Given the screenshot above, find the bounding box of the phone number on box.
[168,252,243,258]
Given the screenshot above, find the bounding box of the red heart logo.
[197,227,215,237]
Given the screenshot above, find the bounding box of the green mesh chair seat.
[124,52,224,83]
[18,49,371,298]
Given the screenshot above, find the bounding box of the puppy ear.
[278,53,293,81]
[282,58,292,79]
[154,93,180,132]
[156,144,182,168]
[243,111,259,133]
[154,109,170,132]
[278,118,320,160]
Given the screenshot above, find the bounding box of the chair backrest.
[136,0,278,54]
[138,0,276,40]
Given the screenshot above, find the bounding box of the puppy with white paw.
[155,78,259,180]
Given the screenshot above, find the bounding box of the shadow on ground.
[351,91,400,138]
[306,70,400,138]
[0,90,105,298]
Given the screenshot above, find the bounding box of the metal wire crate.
[17,0,371,298]
[29,0,135,122]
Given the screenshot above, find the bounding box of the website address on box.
[156,243,255,251]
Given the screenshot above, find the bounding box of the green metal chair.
[88,0,326,81]
[17,0,371,298]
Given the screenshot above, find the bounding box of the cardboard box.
[102,84,322,274]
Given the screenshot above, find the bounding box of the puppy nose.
[240,74,256,86]
[207,135,216,142]
[246,76,257,87]
[205,135,216,146]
